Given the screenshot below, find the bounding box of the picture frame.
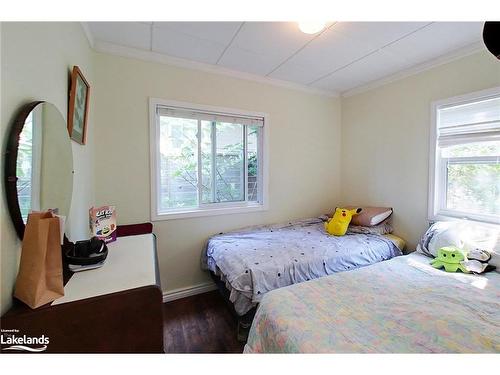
[67,66,90,145]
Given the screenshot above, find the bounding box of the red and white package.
[89,205,117,243]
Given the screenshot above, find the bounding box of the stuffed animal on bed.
[431,246,470,273]
[431,246,494,274]
[324,207,362,236]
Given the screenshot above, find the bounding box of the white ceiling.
[86,22,484,95]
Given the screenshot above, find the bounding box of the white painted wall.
[92,52,342,294]
[340,50,500,251]
[0,22,95,313]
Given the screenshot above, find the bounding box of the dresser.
[1,233,164,353]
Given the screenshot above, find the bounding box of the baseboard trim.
[162,282,217,303]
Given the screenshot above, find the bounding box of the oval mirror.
[5,101,74,239]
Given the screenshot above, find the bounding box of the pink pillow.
[346,206,393,227]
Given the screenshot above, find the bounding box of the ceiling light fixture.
[298,21,326,34]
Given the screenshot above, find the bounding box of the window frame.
[149,97,269,221]
[428,86,500,225]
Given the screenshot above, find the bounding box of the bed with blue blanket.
[201,217,403,320]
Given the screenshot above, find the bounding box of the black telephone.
[65,237,108,268]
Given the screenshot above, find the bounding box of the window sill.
[430,211,500,228]
[152,203,268,221]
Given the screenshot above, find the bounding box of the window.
[150,99,268,220]
[429,87,500,224]
[17,109,42,222]
[17,111,34,221]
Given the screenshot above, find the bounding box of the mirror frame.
[4,101,46,239]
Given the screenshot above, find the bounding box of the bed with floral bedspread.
[244,252,500,353]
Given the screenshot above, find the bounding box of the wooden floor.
[163,291,245,353]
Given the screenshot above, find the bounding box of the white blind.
[157,105,264,127]
[437,96,500,147]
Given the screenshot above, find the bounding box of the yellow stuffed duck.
[324,207,362,236]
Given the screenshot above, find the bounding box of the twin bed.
[202,216,403,330]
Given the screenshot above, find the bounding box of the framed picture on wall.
[67,66,90,145]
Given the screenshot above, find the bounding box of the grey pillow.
[347,220,393,235]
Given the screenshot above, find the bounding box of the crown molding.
[341,41,485,98]
[92,39,339,98]
[80,22,94,49]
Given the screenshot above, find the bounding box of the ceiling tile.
[312,49,412,92]
[268,61,332,85]
[385,22,483,65]
[231,22,316,61]
[217,46,282,75]
[153,22,242,45]
[217,22,319,77]
[282,25,378,78]
[88,22,151,50]
[152,24,227,64]
[332,22,431,49]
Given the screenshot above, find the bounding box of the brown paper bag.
[14,211,65,309]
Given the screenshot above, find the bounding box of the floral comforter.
[244,252,500,353]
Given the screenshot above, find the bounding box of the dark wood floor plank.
[163,291,245,353]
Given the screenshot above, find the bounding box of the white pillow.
[419,221,499,271]
[462,225,500,271]
[418,221,465,257]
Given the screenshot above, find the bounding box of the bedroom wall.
[92,52,341,296]
[340,50,500,251]
[0,22,95,314]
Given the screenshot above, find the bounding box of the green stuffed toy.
[431,246,470,273]
[324,207,362,236]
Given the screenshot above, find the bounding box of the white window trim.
[149,97,269,221]
[428,86,500,226]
